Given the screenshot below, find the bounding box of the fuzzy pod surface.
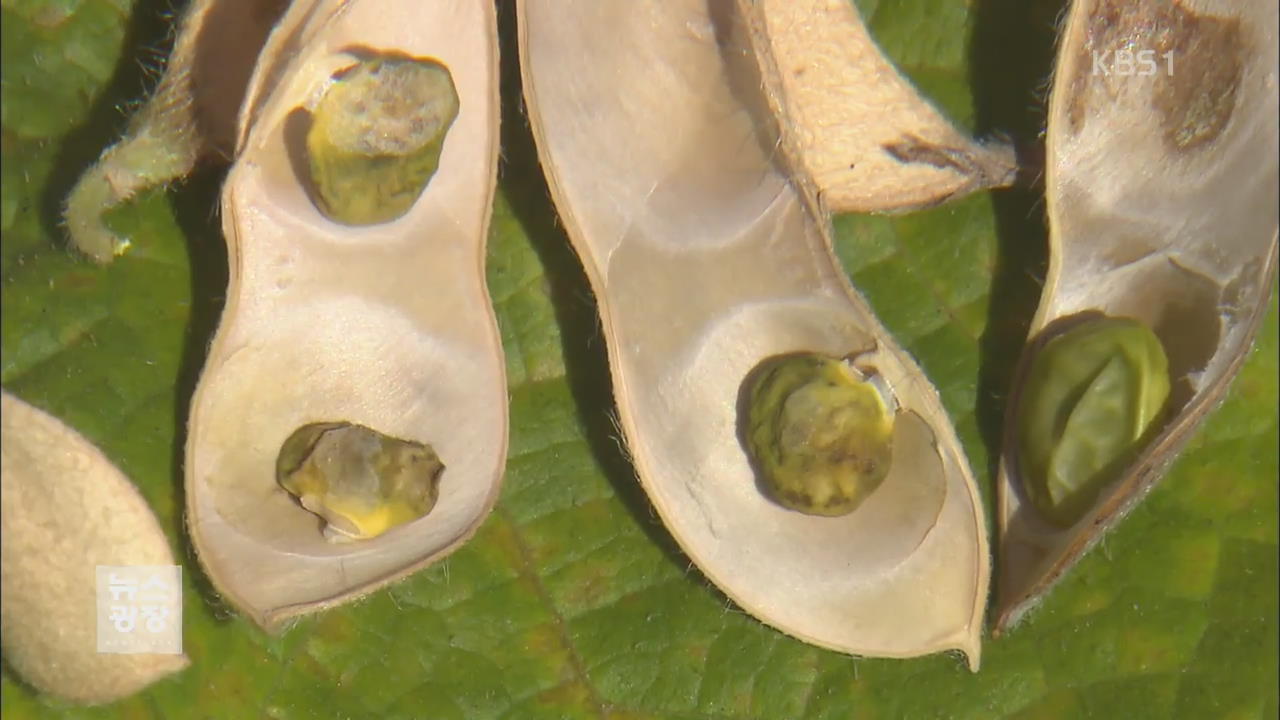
[0,391,189,705]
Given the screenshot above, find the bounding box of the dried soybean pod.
[995,0,1279,631]
[735,0,1016,212]
[1,391,189,705]
[519,0,989,668]
[185,0,506,631]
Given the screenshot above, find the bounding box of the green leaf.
[2,0,1275,718]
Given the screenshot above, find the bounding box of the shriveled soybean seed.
[1017,316,1170,527]
[306,56,459,225]
[278,422,444,542]
[745,354,896,516]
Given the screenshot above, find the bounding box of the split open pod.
[185,0,505,630]
[520,0,990,667]
[995,0,1279,630]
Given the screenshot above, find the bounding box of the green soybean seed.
[744,354,895,516]
[1017,316,1171,527]
[306,55,459,225]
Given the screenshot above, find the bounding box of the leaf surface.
[2,0,1275,718]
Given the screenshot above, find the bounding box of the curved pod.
[996,0,1279,630]
[736,0,1016,212]
[520,0,989,667]
[1,391,189,704]
[185,0,505,630]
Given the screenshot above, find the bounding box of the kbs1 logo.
[1092,49,1175,77]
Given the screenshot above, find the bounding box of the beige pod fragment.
[185,0,506,631]
[995,0,1279,631]
[520,0,990,667]
[735,0,1017,213]
[1,391,189,704]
